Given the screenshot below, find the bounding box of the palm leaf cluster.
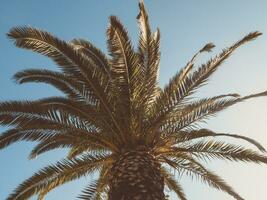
[1,1,267,200]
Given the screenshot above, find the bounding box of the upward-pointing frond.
[148,32,262,143]
[107,16,140,139]
[137,1,161,124]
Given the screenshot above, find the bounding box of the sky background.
[1,0,267,199]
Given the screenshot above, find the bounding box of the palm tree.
[1,1,267,200]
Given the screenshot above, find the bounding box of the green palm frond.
[37,97,114,133]
[7,26,109,86]
[0,107,90,133]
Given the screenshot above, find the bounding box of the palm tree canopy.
[1,1,267,200]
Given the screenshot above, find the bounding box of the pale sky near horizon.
[1,1,267,200]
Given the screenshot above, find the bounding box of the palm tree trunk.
[108,150,165,200]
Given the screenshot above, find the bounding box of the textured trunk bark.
[108,150,165,200]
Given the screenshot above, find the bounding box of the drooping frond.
[29,132,112,159]
[7,26,125,144]
[71,39,111,76]
[160,167,187,200]
[163,156,244,200]
[0,97,122,150]
[175,140,267,163]
[78,180,100,200]
[7,26,108,94]
[67,142,109,159]
[172,128,266,152]
[0,121,116,155]
[7,153,110,200]
[29,133,100,159]
[36,97,114,133]
[13,69,96,104]
[0,128,57,149]
[78,166,110,200]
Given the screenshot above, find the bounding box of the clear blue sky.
[1,0,267,199]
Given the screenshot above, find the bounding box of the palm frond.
[148,32,262,141]
[160,167,187,200]
[173,128,266,152]
[29,134,78,159]
[71,39,110,76]
[137,1,161,117]
[0,128,57,149]
[0,104,91,132]
[13,69,96,104]
[78,165,110,200]
[37,96,115,134]
[7,26,124,144]
[7,153,110,200]
[67,143,109,159]
[175,140,267,163]
[145,43,216,143]
[163,156,244,200]
[158,93,240,135]
[0,111,116,152]
[165,90,267,134]
[107,16,140,140]
[29,133,111,159]
[78,180,100,200]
